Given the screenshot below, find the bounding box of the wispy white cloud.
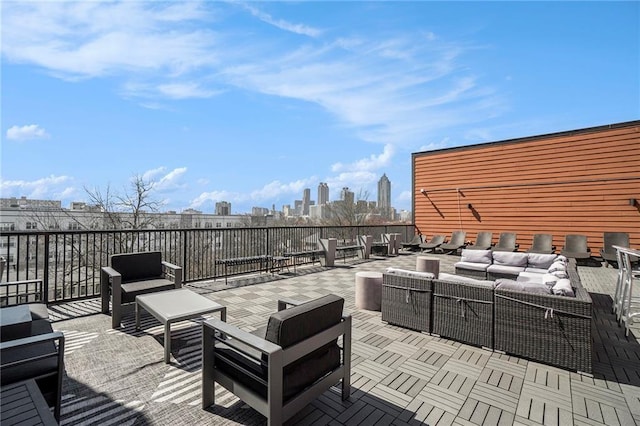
[6,124,50,141]
[240,3,322,37]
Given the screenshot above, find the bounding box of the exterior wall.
[413,121,640,252]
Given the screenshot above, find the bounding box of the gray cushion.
[120,278,176,303]
[454,261,490,272]
[487,264,526,275]
[438,272,496,288]
[492,251,528,267]
[385,268,434,279]
[527,253,557,269]
[495,278,551,295]
[516,272,544,283]
[28,303,50,321]
[524,267,548,274]
[111,251,163,283]
[460,249,492,264]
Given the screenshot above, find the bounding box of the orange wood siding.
[412,122,640,252]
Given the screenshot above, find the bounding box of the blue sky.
[1,1,638,214]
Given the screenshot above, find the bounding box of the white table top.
[136,288,224,322]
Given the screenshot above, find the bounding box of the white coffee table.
[135,288,226,363]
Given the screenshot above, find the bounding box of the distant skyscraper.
[302,188,311,215]
[340,187,354,205]
[215,201,231,215]
[317,182,329,205]
[378,174,391,219]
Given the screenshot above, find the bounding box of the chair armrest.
[1,330,64,351]
[101,266,121,279]
[204,318,281,355]
[277,298,305,311]
[162,261,183,287]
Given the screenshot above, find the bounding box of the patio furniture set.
[1,251,352,425]
[380,251,594,374]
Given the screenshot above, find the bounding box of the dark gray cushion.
[111,251,163,283]
[120,279,175,303]
[265,294,344,400]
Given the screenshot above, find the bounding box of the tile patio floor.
[47,252,640,425]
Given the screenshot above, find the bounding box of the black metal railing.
[0,225,414,304]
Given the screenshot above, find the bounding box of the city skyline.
[2,2,637,214]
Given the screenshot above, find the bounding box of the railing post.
[266,227,270,257]
[182,229,188,282]
[43,233,50,304]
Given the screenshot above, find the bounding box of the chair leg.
[201,325,215,409]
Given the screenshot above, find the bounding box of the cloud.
[190,190,238,209]
[0,175,73,199]
[250,178,316,201]
[332,144,395,173]
[241,4,323,37]
[6,124,49,141]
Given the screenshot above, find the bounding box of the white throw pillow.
[552,279,575,297]
[542,273,559,287]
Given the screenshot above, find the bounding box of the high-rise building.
[302,188,311,215]
[215,201,231,216]
[340,187,354,205]
[317,182,329,205]
[378,173,391,219]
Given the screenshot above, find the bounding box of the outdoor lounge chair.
[492,232,518,252]
[561,234,591,259]
[527,233,555,254]
[465,232,493,250]
[0,279,65,421]
[600,232,631,267]
[101,251,182,328]
[400,234,425,251]
[437,231,467,254]
[202,294,351,426]
[419,235,445,253]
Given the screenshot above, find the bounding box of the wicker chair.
[382,272,433,332]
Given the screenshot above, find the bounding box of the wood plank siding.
[412,121,640,253]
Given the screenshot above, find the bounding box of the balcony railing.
[0,225,414,304]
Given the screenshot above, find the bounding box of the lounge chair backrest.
[475,232,493,247]
[431,235,446,245]
[531,234,553,251]
[603,232,629,253]
[448,231,466,245]
[111,251,163,283]
[564,234,588,252]
[497,233,516,248]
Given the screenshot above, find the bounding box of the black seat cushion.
[111,251,163,283]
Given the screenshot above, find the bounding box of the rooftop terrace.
[45,252,640,425]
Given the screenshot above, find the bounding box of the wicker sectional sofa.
[381,258,593,373]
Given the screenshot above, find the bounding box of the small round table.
[416,256,440,277]
[355,271,383,311]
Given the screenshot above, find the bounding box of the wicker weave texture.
[494,260,592,373]
[381,274,432,332]
[454,267,488,279]
[432,280,494,349]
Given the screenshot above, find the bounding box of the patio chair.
[202,294,351,426]
[437,231,467,254]
[400,234,425,251]
[527,233,555,254]
[101,251,182,328]
[560,234,591,259]
[600,232,630,267]
[0,279,65,421]
[465,232,493,250]
[491,232,518,252]
[419,235,445,253]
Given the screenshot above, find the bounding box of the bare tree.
[85,174,163,230]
